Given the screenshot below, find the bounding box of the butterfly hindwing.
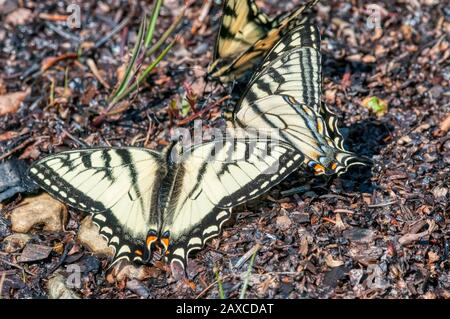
[239,23,322,111]
[210,0,321,82]
[214,0,270,62]
[232,21,366,175]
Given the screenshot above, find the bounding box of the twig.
[86,59,110,89]
[177,95,231,126]
[90,6,136,51]
[368,200,397,208]
[319,194,350,201]
[263,271,301,275]
[195,275,231,299]
[45,22,81,42]
[46,242,74,277]
[191,0,212,34]
[0,272,5,299]
[0,257,34,276]
[39,13,70,22]
[41,53,79,73]
[143,114,155,147]
[233,243,261,269]
[322,217,336,224]
[60,128,88,147]
[0,136,47,161]
[333,208,356,215]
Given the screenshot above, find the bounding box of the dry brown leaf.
[399,220,436,245]
[18,243,52,262]
[2,233,32,253]
[343,227,377,244]
[299,236,308,257]
[87,58,110,89]
[428,251,440,264]
[116,63,127,85]
[0,89,30,116]
[18,143,41,160]
[107,262,160,283]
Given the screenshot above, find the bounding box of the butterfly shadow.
[334,117,393,194]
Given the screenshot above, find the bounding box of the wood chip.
[233,243,261,269]
[343,228,377,244]
[18,244,52,262]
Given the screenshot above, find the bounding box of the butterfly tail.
[331,150,372,176]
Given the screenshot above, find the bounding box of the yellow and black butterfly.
[28,136,304,272]
[230,21,369,175]
[209,0,321,82]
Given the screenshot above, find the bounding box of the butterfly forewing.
[28,148,165,263]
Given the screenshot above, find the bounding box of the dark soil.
[0,0,449,299]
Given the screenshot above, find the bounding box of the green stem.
[214,268,226,299]
[146,8,184,57]
[110,15,146,105]
[144,0,163,47]
[114,39,176,103]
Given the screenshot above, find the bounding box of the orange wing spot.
[161,238,170,250]
[313,164,325,175]
[146,235,157,247]
[134,250,143,256]
[331,162,338,171]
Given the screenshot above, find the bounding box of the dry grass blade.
[239,245,260,299]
